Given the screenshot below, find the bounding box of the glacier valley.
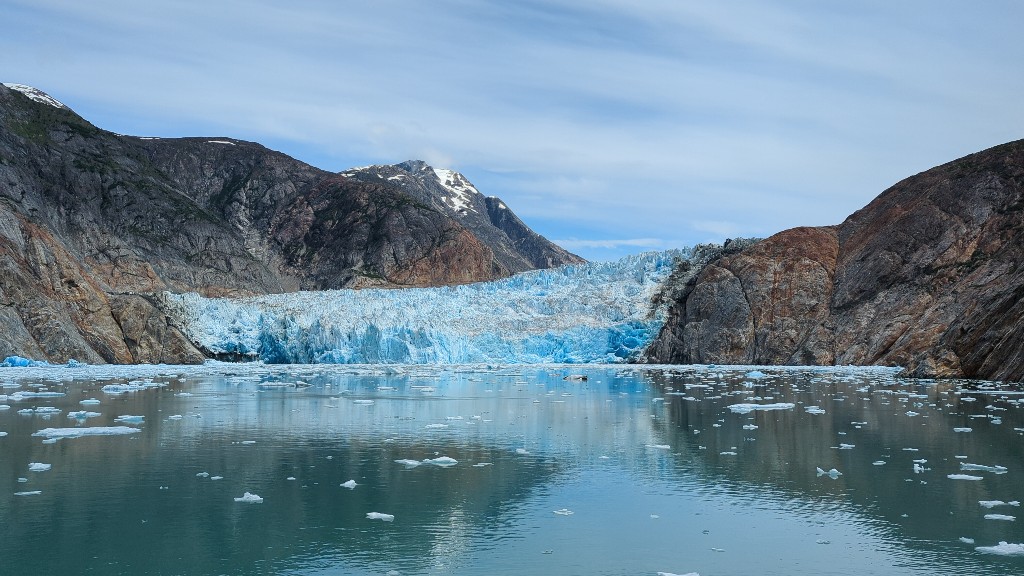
[163,250,698,364]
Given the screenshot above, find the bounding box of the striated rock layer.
[0,83,581,364]
[647,139,1024,381]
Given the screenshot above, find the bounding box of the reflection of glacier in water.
[164,250,690,364]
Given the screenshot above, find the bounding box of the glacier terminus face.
[162,250,692,364]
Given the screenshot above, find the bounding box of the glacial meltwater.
[1,364,1022,576]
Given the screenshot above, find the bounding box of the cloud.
[553,238,668,251]
[4,1,1024,261]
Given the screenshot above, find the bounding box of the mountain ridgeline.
[3,83,1024,382]
[0,83,581,364]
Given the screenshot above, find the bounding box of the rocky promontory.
[646,139,1024,381]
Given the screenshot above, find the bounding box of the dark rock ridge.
[0,83,582,364]
[646,139,1024,381]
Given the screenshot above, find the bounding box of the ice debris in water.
[0,432,7,437]
[953,427,972,433]
[114,415,145,424]
[646,444,671,450]
[553,508,574,515]
[657,572,699,576]
[352,399,374,405]
[947,474,984,481]
[28,462,51,472]
[979,501,1020,508]
[101,381,164,394]
[32,426,141,439]
[728,402,795,414]
[163,251,685,364]
[960,463,1008,474]
[341,480,358,489]
[959,537,975,544]
[975,542,1024,556]
[816,467,842,479]
[233,492,263,503]
[79,399,101,405]
[67,411,101,419]
[984,514,1016,521]
[366,512,394,521]
[14,491,42,496]
[515,448,530,455]
[395,459,423,467]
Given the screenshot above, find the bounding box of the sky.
[4,1,1024,261]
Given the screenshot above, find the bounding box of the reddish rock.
[649,140,1024,381]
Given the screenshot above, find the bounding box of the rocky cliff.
[646,139,1024,381]
[0,83,581,364]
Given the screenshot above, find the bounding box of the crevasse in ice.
[163,250,689,364]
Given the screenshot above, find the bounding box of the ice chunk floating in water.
[162,251,689,364]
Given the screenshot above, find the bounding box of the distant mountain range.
[0,83,581,364]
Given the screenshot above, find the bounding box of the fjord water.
[2,364,1022,575]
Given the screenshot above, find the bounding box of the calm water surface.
[1,363,1022,575]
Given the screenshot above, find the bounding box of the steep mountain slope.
[0,83,581,364]
[646,139,1024,381]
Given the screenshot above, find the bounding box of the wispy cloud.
[4,1,1024,260]
[553,238,667,251]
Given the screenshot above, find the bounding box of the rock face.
[0,83,581,364]
[647,139,1024,381]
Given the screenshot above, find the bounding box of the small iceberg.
[79,399,101,405]
[947,474,984,481]
[979,500,1020,508]
[424,456,458,467]
[14,490,42,496]
[953,427,972,433]
[32,426,141,439]
[114,415,145,424]
[233,492,263,503]
[816,467,842,479]
[366,512,394,521]
[553,508,574,515]
[341,480,358,489]
[975,542,1024,556]
[28,462,51,472]
[728,402,795,414]
[984,514,1016,521]
[67,411,101,420]
[960,463,1008,474]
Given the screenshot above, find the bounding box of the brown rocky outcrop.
[647,139,1024,381]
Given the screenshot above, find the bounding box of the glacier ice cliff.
[162,250,697,364]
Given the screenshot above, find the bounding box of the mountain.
[0,83,581,364]
[645,139,1024,381]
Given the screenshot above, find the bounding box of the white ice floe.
[114,415,145,424]
[804,406,826,414]
[352,399,374,405]
[79,398,101,405]
[341,480,358,489]
[742,424,758,430]
[646,444,671,450]
[515,448,530,455]
[14,490,42,496]
[745,370,766,379]
[423,456,458,467]
[366,512,394,521]
[959,537,975,544]
[816,467,842,479]
[980,500,1020,508]
[211,476,223,481]
[424,424,448,429]
[196,472,210,478]
[728,402,795,414]
[947,474,984,481]
[234,492,263,503]
[472,462,492,467]
[553,508,574,515]
[32,426,141,439]
[395,459,423,467]
[838,444,855,450]
[0,432,7,437]
[28,462,51,472]
[975,542,1024,556]
[872,461,886,466]
[953,427,972,432]
[960,463,1008,474]
[67,411,101,419]
[984,514,1016,521]
[657,572,699,576]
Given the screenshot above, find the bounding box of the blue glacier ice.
[163,250,694,364]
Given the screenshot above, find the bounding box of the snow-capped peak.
[3,83,67,109]
[432,167,480,214]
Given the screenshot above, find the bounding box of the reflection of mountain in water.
[644,367,1024,572]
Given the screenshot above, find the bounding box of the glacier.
[162,249,696,364]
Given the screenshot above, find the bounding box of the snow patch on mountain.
[432,167,479,213]
[3,83,67,109]
[163,250,688,364]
